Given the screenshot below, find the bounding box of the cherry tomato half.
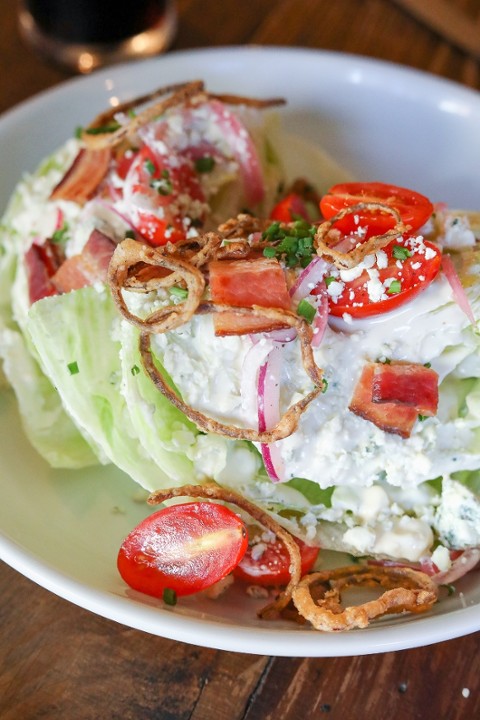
[118,502,248,598]
[320,182,433,237]
[328,235,441,318]
[233,528,319,587]
[270,193,311,223]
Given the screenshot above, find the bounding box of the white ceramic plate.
[1,47,480,657]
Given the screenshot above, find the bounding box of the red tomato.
[118,502,248,598]
[328,235,441,318]
[125,146,205,246]
[270,193,311,223]
[233,529,319,587]
[320,182,433,236]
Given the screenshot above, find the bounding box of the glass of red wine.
[18,0,177,73]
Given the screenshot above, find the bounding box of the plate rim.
[1,45,479,656]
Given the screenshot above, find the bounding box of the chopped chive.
[442,583,456,596]
[74,126,83,139]
[169,286,188,300]
[144,158,156,175]
[84,121,121,135]
[392,245,411,261]
[325,276,336,287]
[322,378,329,393]
[297,299,316,323]
[51,222,69,244]
[67,361,79,375]
[124,229,136,239]
[163,588,177,606]
[424,362,432,368]
[195,156,216,173]
[131,365,140,376]
[150,178,173,196]
[418,414,428,422]
[387,279,402,294]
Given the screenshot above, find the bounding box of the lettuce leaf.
[26,285,172,490]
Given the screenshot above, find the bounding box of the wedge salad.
[1,80,480,629]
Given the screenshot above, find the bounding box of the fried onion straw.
[139,329,323,443]
[82,81,285,150]
[108,239,205,333]
[146,482,302,618]
[315,202,408,269]
[291,564,438,631]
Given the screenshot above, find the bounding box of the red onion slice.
[289,256,329,302]
[442,253,476,325]
[257,345,285,483]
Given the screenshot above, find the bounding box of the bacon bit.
[291,564,438,631]
[209,257,291,336]
[349,363,418,438]
[50,148,111,205]
[372,362,439,417]
[52,229,116,293]
[24,242,62,304]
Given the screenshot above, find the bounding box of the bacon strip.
[52,229,116,293]
[349,363,418,438]
[372,362,439,416]
[24,242,62,304]
[209,257,292,336]
[50,148,111,205]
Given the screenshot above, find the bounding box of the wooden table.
[1,1,479,717]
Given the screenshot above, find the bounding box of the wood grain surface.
[1,1,479,718]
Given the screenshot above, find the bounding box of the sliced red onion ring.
[431,548,480,585]
[442,253,476,325]
[241,338,274,419]
[258,344,285,483]
[310,284,329,348]
[82,198,135,241]
[370,548,480,586]
[289,255,329,302]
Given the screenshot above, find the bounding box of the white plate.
[1,47,480,657]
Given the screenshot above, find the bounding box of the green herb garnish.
[84,121,121,135]
[163,588,177,606]
[131,365,140,376]
[51,222,69,244]
[392,245,411,261]
[387,279,402,294]
[195,156,216,173]
[144,158,156,175]
[67,361,79,376]
[261,219,316,269]
[169,286,188,300]
[297,298,316,323]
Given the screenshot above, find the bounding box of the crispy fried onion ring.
[108,239,205,333]
[82,81,285,150]
[146,482,302,618]
[291,564,438,631]
[315,202,408,269]
[139,329,322,443]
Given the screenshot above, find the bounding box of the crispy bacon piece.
[209,257,291,335]
[349,363,418,438]
[372,362,439,416]
[25,240,64,304]
[52,229,116,293]
[50,148,111,205]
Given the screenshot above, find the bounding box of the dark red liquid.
[25,0,168,44]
